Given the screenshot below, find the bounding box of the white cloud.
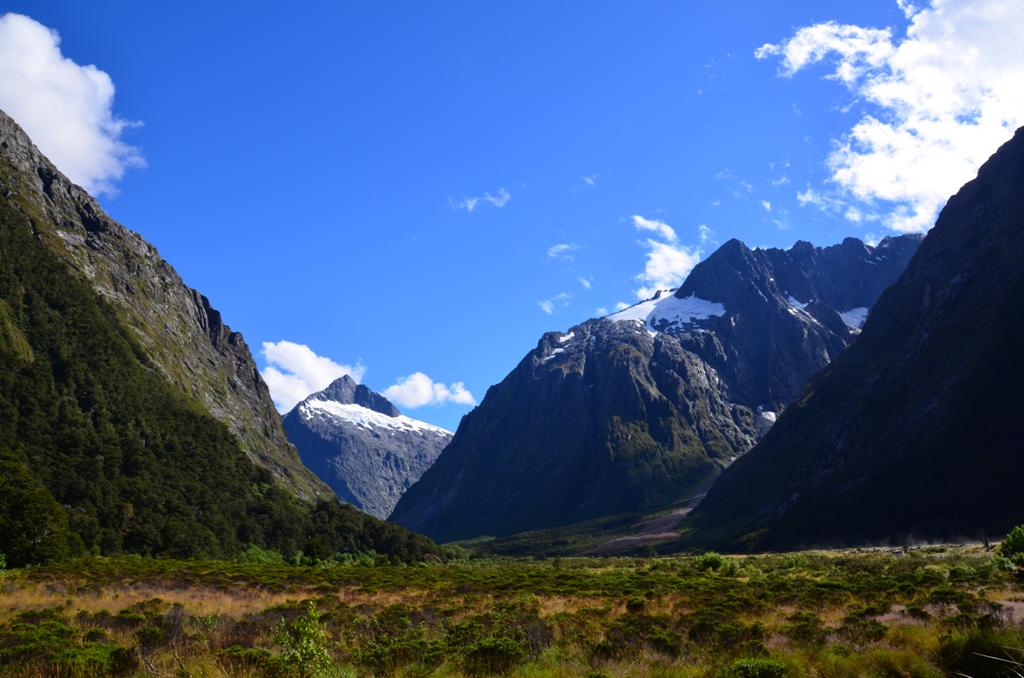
[698,223,715,245]
[0,13,144,195]
[577,276,592,289]
[538,292,571,315]
[581,175,597,186]
[451,187,511,212]
[547,242,578,259]
[760,200,772,212]
[614,301,630,311]
[629,215,701,299]
[261,340,365,413]
[757,0,1024,233]
[635,238,701,299]
[631,214,677,242]
[383,372,476,408]
[595,306,608,316]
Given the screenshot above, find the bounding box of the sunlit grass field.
[2,546,1023,677]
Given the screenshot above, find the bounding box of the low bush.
[1000,525,1024,563]
[721,658,788,678]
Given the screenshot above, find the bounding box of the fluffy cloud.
[261,340,365,412]
[450,187,511,212]
[384,372,476,408]
[631,215,701,299]
[635,238,701,299]
[538,292,571,315]
[758,0,1024,232]
[631,214,677,242]
[547,242,577,259]
[0,13,143,195]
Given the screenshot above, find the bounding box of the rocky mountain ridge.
[0,109,327,501]
[390,233,921,542]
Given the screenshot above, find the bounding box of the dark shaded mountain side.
[282,376,451,519]
[391,235,920,544]
[0,109,327,501]
[684,127,1024,551]
[0,142,437,569]
[391,320,761,542]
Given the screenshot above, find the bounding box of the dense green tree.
[0,172,439,566]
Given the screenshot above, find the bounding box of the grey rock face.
[283,376,452,518]
[0,109,329,501]
[390,235,921,542]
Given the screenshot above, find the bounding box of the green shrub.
[999,525,1024,562]
[274,601,337,677]
[782,612,826,646]
[0,550,5,569]
[239,544,286,564]
[694,551,728,571]
[721,658,788,678]
[937,629,1024,676]
[461,636,527,676]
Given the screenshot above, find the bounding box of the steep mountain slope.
[0,110,439,566]
[390,235,920,542]
[283,376,452,518]
[0,110,326,501]
[686,128,1024,550]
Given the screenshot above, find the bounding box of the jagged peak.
[305,375,400,417]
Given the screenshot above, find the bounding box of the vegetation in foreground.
[2,544,1024,677]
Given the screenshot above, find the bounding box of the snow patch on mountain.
[301,400,450,436]
[608,290,726,334]
[839,307,869,330]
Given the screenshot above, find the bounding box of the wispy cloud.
[581,175,597,186]
[760,200,772,212]
[756,0,1024,232]
[698,224,715,245]
[261,341,365,413]
[538,292,572,315]
[577,276,592,290]
[631,214,678,242]
[0,13,144,195]
[450,187,511,212]
[547,242,578,259]
[383,372,475,409]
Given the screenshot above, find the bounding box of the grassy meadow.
[1,546,1023,677]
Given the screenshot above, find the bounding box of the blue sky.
[2,1,1021,429]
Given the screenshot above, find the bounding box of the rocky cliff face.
[0,109,328,501]
[686,128,1024,550]
[282,376,451,518]
[390,235,920,542]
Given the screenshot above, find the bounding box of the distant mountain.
[390,234,921,542]
[684,128,1024,550]
[0,109,438,566]
[283,376,452,518]
[0,109,327,502]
